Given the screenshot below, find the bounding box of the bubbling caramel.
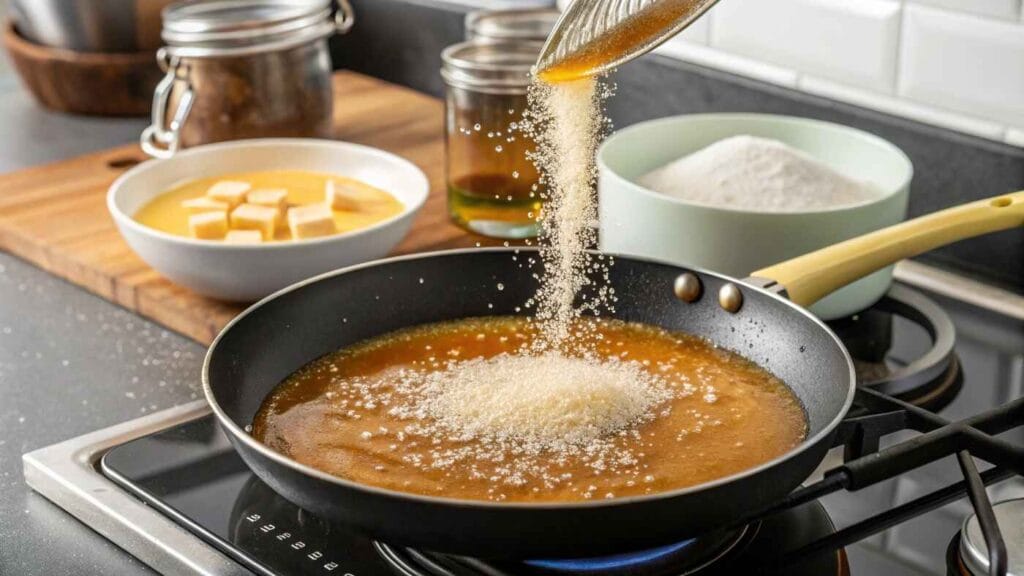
[253,317,807,503]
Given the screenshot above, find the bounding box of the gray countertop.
[0,85,205,575]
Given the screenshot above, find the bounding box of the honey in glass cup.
[441,40,545,239]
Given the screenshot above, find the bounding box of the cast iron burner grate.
[829,285,960,411]
[755,387,1024,576]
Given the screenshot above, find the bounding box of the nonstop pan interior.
[204,191,1023,557]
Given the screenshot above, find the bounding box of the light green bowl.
[598,113,913,319]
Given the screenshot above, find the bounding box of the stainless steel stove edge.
[895,260,1024,321]
[21,401,251,576]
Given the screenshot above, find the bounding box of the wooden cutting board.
[0,71,501,345]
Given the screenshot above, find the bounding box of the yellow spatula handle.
[750,191,1024,307]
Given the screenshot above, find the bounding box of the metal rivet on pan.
[673,272,703,303]
[719,283,743,313]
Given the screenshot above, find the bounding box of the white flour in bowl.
[637,135,879,212]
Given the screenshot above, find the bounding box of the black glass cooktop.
[101,416,843,576]
[102,416,386,575]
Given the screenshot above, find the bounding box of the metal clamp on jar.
[142,0,354,158]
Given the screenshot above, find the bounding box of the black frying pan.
[203,192,1022,557]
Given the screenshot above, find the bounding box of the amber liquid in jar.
[443,38,548,240]
[446,90,543,239]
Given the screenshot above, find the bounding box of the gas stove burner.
[521,536,726,573]
[375,501,845,576]
[829,284,961,411]
[375,527,749,576]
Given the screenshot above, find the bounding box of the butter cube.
[288,203,337,239]
[230,203,278,240]
[246,188,289,226]
[206,181,251,208]
[181,197,230,216]
[326,179,378,211]
[188,212,228,239]
[224,229,263,244]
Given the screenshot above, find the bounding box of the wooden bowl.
[2,21,162,117]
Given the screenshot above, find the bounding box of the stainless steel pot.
[9,0,172,52]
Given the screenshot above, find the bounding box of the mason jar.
[141,0,354,158]
[465,8,560,42]
[441,40,545,239]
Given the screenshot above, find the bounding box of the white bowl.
[598,114,913,320]
[108,139,429,302]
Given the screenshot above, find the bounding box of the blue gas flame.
[524,539,697,572]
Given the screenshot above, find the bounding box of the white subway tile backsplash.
[654,40,799,88]
[900,5,1024,129]
[711,0,901,93]
[909,0,1020,21]
[604,0,1024,146]
[800,76,1008,140]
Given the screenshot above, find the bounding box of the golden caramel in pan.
[253,317,806,503]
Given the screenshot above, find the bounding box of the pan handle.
[748,191,1024,307]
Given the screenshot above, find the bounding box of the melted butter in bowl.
[253,316,807,503]
[134,170,404,242]
[107,139,429,301]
